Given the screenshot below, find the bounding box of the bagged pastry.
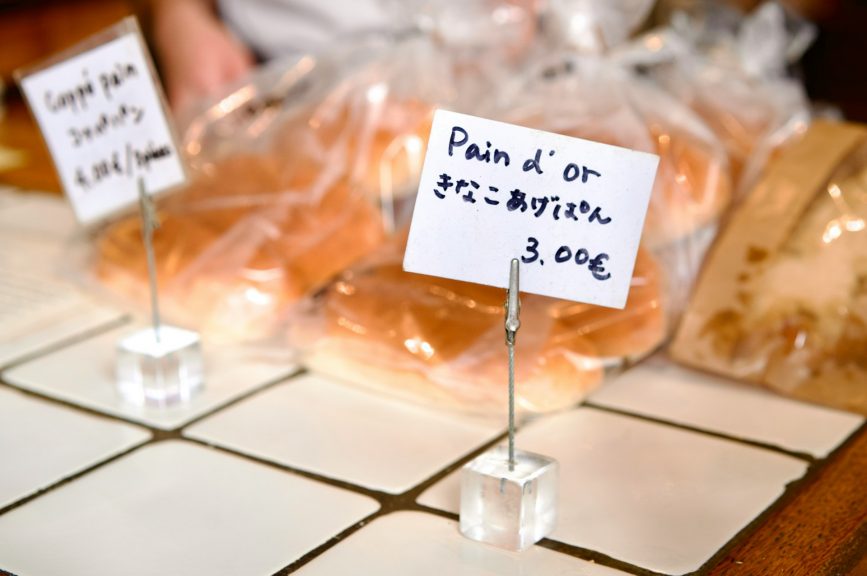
[93,3,541,341]
[88,46,425,339]
[487,0,732,314]
[494,57,731,248]
[289,232,666,414]
[96,150,387,340]
[634,1,813,193]
[671,122,867,415]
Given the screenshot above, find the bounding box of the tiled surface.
[0,192,862,576]
[295,511,632,576]
[186,373,503,493]
[0,191,78,240]
[3,324,296,430]
[0,233,126,367]
[0,386,149,509]
[0,304,123,368]
[589,355,864,458]
[419,408,808,575]
[0,441,379,576]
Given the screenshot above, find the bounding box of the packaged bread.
[96,153,386,340]
[497,59,732,248]
[636,2,813,192]
[490,0,732,315]
[93,8,538,341]
[94,37,450,340]
[671,122,867,415]
[289,232,667,414]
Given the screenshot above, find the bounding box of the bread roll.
[549,246,666,359]
[270,97,434,201]
[297,240,666,413]
[544,122,731,248]
[95,151,385,339]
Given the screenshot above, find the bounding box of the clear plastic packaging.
[289,232,667,414]
[484,0,732,313]
[491,56,731,249]
[90,45,428,340]
[632,1,814,194]
[92,5,540,341]
[672,122,867,415]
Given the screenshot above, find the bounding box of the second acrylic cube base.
[460,445,559,551]
[116,325,203,407]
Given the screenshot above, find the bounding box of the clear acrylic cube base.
[460,445,559,551]
[116,326,203,407]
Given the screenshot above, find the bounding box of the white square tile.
[0,441,379,576]
[419,408,808,575]
[589,355,864,458]
[0,234,126,367]
[0,305,124,369]
[295,511,631,576]
[186,374,504,493]
[3,324,296,430]
[0,386,149,509]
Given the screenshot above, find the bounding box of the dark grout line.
[411,503,459,521]
[269,509,384,576]
[0,439,150,517]
[0,359,301,436]
[182,436,392,503]
[0,379,154,431]
[176,366,303,431]
[194,428,511,575]
[0,341,854,576]
[0,314,130,372]
[250,422,665,576]
[583,402,817,463]
[535,539,666,576]
[0,360,305,519]
[396,430,509,504]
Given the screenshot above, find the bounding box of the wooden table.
[1,93,865,576]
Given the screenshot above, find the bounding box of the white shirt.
[218,0,393,58]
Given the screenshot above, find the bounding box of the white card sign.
[404,110,659,309]
[17,18,185,226]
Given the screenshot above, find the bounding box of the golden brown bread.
[270,97,434,200]
[95,94,439,338]
[297,239,666,413]
[549,246,666,359]
[510,98,732,248]
[95,151,386,338]
[552,123,731,247]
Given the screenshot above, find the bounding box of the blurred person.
[152,0,390,111]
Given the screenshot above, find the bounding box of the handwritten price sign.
[404,110,659,309]
[17,18,185,226]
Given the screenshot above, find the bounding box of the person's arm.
[151,0,254,112]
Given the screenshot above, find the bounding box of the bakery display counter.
[0,188,864,576]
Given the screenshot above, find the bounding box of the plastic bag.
[482,0,732,314]
[95,151,387,341]
[94,38,435,340]
[289,231,667,414]
[672,122,867,415]
[92,3,538,341]
[492,56,731,249]
[633,1,813,194]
